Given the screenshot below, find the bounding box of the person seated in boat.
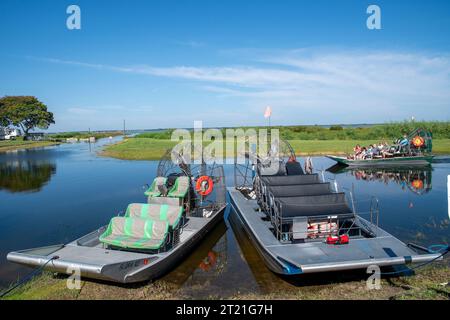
[351,144,362,159]
[377,142,385,151]
[371,144,381,157]
[399,134,410,154]
[400,135,409,146]
[375,141,391,158]
[377,142,383,149]
[375,142,384,158]
[358,147,367,159]
[366,145,375,159]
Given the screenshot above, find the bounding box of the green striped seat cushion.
[144,177,167,197]
[126,203,183,228]
[100,217,168,250]
[168,176,190,198]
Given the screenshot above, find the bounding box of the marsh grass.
[0,138,59,152]
[100,138,450,160]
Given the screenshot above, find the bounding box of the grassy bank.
[101,138,450,160]
[101,138,177,160]
[135,121,450,141]
[49,130,123,140]
[3,261,449,300]
[0,139,59,152]
[0,130,122,153]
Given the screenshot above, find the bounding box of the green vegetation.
[153,121,450,141]
[101,121,450,160]
[277,121,450,140]
[0,131,121,153]
[134,130,173,139]
[3,262,449,300]
[0,138,59,153]
[0,96,54,136]
[432,139,450,154]
[49,131,122,140]
[101,137,450,160]
[101,138,176,160]
[2,273,81,300]
[289,140,383,155]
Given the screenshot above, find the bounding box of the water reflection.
[163,221,228,286]
[0,160,56,193]
[227,209,285,294]
[327,165,432,195]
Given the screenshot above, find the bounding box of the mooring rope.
[0,255,59,298]
[379,245,450,276]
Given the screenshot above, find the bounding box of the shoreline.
[2,259,449,300]
[0,131,123,153]
[99,138,450,161]
[0,140,61,153]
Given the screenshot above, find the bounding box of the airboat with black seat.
[7,148,226,283]
[228,138,442,276]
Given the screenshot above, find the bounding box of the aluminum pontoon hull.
[326,155,434,167]
[228,188,441,276]
[7,206,226,283]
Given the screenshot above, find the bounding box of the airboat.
[7,148,227,283]
[326,155,434,167]
[228,138,442,276]
[327,128,434,167]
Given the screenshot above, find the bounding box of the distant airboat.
[327,128,434,167]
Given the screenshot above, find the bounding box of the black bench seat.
[268,183,331,197]
[276,193,353,218]
[261,174,320,186]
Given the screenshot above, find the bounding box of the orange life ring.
[412,136,425,147]
[411,179,424,189]
[196,176,214,196]
[199,251,217,271]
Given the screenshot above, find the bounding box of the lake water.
[0,138,449,296]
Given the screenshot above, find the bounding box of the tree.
[0,96,55,136]
[0,102,9,127]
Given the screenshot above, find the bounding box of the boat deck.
[228,187,441,274]
[6,214,218,282]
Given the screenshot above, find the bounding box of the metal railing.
[261,181,380,243]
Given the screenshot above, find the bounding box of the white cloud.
[34,49,450,124]
[53,104,157,131]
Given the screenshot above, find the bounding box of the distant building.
[0,127,21,140]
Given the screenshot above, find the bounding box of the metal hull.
[7,207,226,284]
[326,155,434,167]
[228,187,441,276]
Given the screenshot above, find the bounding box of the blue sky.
[0,0,449,132]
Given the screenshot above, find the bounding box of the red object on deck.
[339,234,349,244]
[326,234,350,245]
[326,236,339,245]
